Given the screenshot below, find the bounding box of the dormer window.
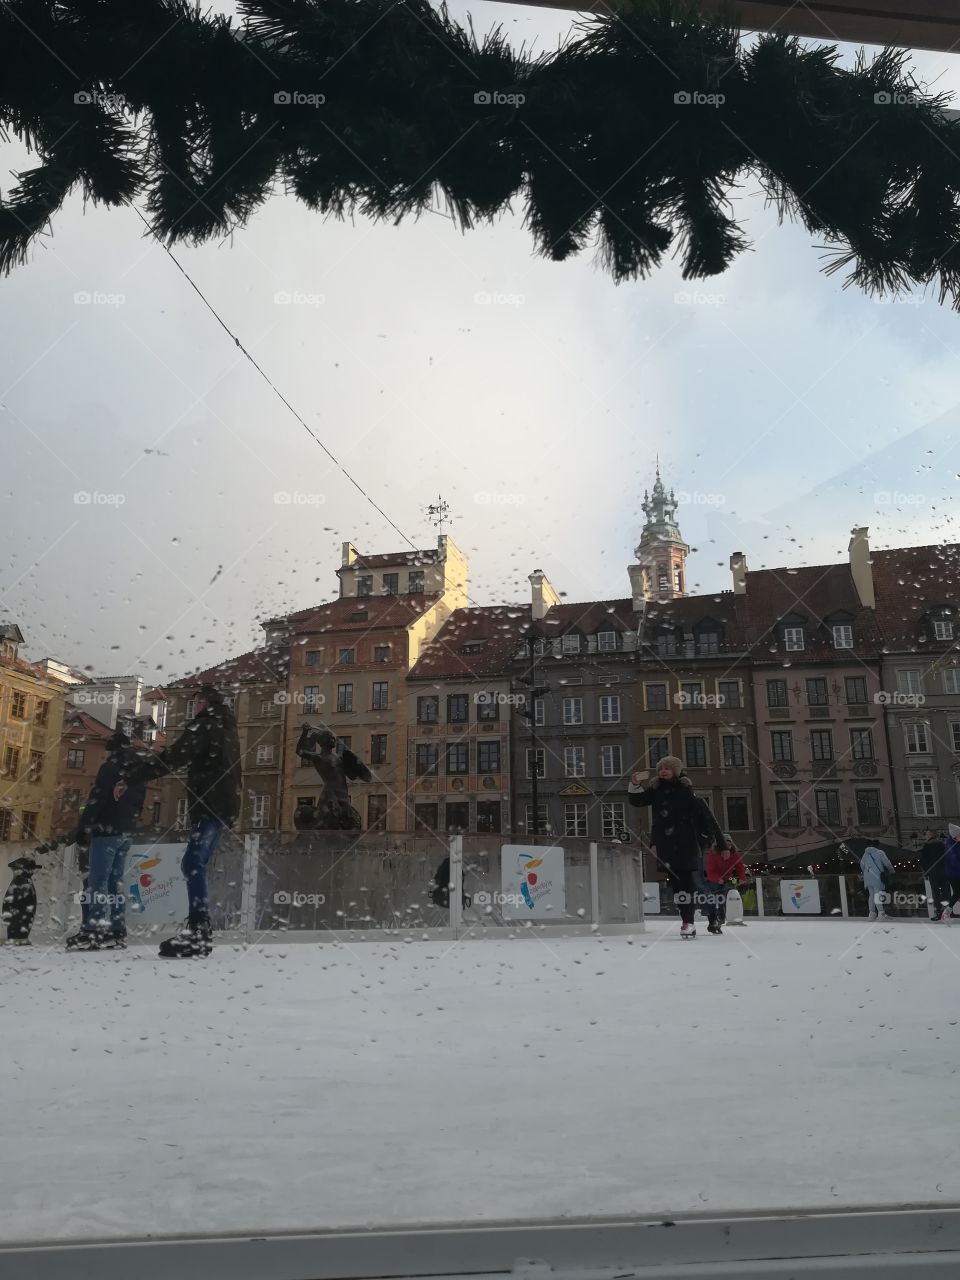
[596,628,619,653]
[357,575,372,597]
[655,631,677,657]
[561,633,581,655]
[783,626,805,652]
[832,624,854,650]
[697,631,720,655]
[934,619,954,641]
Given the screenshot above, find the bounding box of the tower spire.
[634,465,690,602]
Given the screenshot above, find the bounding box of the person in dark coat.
[63,730,147,950]
[126,684,242,957]
[918,829,949,919]
[942,824,960,923]
[628,755,726,939]
[2,855,40,944]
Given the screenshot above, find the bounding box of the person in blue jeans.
[64,732,146,951]
[128,684,242,958]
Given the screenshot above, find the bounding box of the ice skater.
[861,844,894,920]
[628,756,726,939]
[704,836,749,934]
[941,824,960,923]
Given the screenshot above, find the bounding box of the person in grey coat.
[861,845,894,920]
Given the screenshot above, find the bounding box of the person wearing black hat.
[126,684,242,957]
[64,730,147,950]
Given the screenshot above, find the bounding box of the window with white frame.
[260,699,275,716]
[814,789,841,825]
[850,727,874,759]
[725,793,751,831]
[561,633,581,655]
[533,697,546,727]
[600,745,622,777]
[564,803,588,837]
[525,803,551,835]
[774,790,801,826]
[950,721,960,753]
[944,668,960,695]
[783,626,805,651]
[904,722,930,754]
[898,669,923,696]
[911,776,938,817]
[563,746,586,777]
[934,619,955,641]
[601,802,626,840]
[597,629,619,652]
[175,797,189,831]
[722,734,745,767]
[562,697,583,725]
[526,747,545,778]
[251,795,270,828]
[684,735,707,768]
[255,745,274,765]
[832,624,854,649]
[647,736,669,766]
[599,694,620,723]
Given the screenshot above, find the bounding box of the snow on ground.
[2,917,960,1245]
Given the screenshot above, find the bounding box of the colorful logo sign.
[500,845,566,920]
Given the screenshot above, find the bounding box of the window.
[3,746,21,778]
[525,803,551,835]
[806,678,828,707]
[684,736,707,768]
[725,794,750,831]
[28,751,43,781]
[477,740,501,773]
[477,693,499,722]
[811,729,834,761]
[850,728,874,760]
[21,812,38,840]
[35,700,49,726]
[476,800,501,833]
[814,790,841,825]
[417,695,439,724]
[655,633,677,657]
[832,624,854,649]
[599,694,621,724]
[175,797,189,831]
[66,747,85,770]
[10,690,27,719]
[783,626,805,652]
[767,679,789,709]
[260,699,275,715]
[337,736,352,751]
[647,735,669,767]
[680,682,703,710]
[564,746,586,777]
[562,697,583,726]
[904,723,930,754]
[416,744,439,776]
[445,800,470,834]
[304,649,322,667]
[934,619,954,641]
[414,802,438,832]
[698,632,720,655]
[408,571,424,593]
[446,742,469,775]
[382,572,399,595]
[722,734,745,767]
[251,795,270,828]
[447,694,468,724]
[533,698,545,728]
[336,684,353,712]
[357,575,373,596]
[775,791,801,827]
[373,645,391,663]
[951,722,960,754]
[718,680,741,709]
[526,748,545,778]
[898,669,922,696]
[185,698,196,721]
[845,676,868,705]
[561,633,581,655]
[222,694,236,712]
[255,745,274,765]
[856,790,882,825]
[944,669,960,695]
[597,629,619,652]
[150,801,161,826]
[565,803,588,837]
[645,684,668,711]
[338,648,355,665]
[601,802,627,840]
[370,733,387,764]
[771,730,793,762]
[600,745,622,777]
[303,685,321,713]
[0,810,11,841]
[371,681,389,710]
[61,788,82,812]
[367,795,387,831]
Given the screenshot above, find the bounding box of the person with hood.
[628,755,726,939]
[126,684,242,958]
[704,835,750,934]
[918,828,948,919]
[63,730,147,950]
[941,823,960,923]
[861,844,895,921]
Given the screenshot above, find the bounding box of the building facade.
[0,624,67,842]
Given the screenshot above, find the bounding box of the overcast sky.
[4,2,960,682]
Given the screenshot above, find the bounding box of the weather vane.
[427,494,450,534]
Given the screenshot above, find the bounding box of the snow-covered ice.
[2,918,959,1245]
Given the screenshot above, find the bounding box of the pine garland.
[2,0,960,301]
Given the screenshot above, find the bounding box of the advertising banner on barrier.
[780,878,821,915]
[125,843,188,928]
[642,881,661,915]
[500,845,566,919]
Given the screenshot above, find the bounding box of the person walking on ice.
[861,844,894,921]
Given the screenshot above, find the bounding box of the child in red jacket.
[704,838,749,934]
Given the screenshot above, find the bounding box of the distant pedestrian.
[704,837,749,934]
[918,828,948,919]
[861,845,894,921]
[941,824,960,923]
[2,855,40,945]
[628,756,726,940]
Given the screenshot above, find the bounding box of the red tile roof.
[165,645,289,689]
[640,591,749,647]
[347,549,439,569]
[742,562,881,657]
[873,543,960,651]
[536,599,638,634]
[409,606,533,680]
[62,710,115,740]
[291,592,442,636]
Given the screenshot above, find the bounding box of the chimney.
[529,569,561,622]
[628,563,648,613]
[849,527,875,609]
[341,541,358,568]
[730,551,748,596]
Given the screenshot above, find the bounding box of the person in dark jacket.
[2,855,40,944]
[918,829,949,919]
[64,731,147,950]
[127,684,242,958]
[629,755,726,939]
[942,823,960,923]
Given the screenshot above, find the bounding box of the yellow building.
[0,624,68,842]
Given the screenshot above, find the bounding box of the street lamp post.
[517,631,549,840]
